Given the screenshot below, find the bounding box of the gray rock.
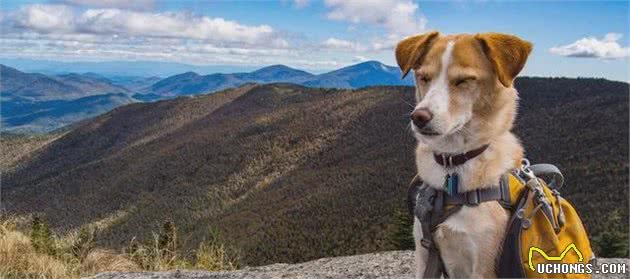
[88,251,628,279]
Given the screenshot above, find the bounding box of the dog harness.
[408,144,505,278]
[408,152,593,279]
[408,174,513,278]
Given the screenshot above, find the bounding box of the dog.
[395,32,532,278]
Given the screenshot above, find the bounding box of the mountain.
[2,61,414,131]
[0,65,141,133]
[140,61,410,99]
[107,76,162,92]
[0,65,85,101]
[248,64,314,82]
[0,58,256,77]
[1,93,135,133]
[143,65,314,98]
[0,65,138,133]
[302,61,414,88]
[53,73,130,95]
[146,72,238,97]
[3,78,628,266]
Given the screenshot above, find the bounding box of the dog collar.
[433,144,490,168]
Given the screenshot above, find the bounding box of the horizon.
[2,60,629,84]
[0,1,628,81]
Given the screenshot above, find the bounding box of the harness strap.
[421,191,463,278]
[443,181,512,208]
[407,163,565,278]
[408,174,514,278]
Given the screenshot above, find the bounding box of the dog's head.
[396,32,532,152]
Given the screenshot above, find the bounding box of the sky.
[0,0,628,81]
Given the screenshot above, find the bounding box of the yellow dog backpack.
[408,160,594,278]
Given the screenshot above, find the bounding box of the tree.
[593,210,629,258]
[30,216,55,256]
[388,207,415,250]
[158,221,178,261]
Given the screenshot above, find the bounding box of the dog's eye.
[418,75,431,84]
[455,77,476,87]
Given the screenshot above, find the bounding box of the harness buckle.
[421,238,433,249]
[466,190,480,206]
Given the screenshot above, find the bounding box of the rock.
[87,251,628,279]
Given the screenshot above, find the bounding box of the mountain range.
[136,62,412,100]
[1,62,412,133]
[0,58,258,77]
[3,78,628,266]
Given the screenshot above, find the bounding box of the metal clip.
[552,189,566,229]
[466,190,480,206]
[421,238,433,249]
[520,159,536,181]
[520,203,544,230]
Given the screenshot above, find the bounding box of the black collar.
[433,144,490,168]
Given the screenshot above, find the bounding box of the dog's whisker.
[399,97,416,108]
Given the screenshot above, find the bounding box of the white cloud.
[322,37,365,51]
[11,5,76,33]
[324,0,427,50]
[0,3,400,71]
[8,5,284,47]
[550,33,630,59]
[0,4,317,68]
[56,0,156,11]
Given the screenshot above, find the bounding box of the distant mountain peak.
[358,60,384,65]
[253,64,294,72]
[351,60,396,71]
[252,64,312,75]
[249,64,314,82]
[177,71,201,78]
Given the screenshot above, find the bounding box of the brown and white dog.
[395,32,532,278]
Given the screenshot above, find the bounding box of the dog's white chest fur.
[413,134,519,278]
[414,202,509,278]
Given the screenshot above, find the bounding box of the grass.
[0,216,238,278]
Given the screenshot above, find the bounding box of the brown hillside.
[3,79,628,265]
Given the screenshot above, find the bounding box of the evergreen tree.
[158,221,178,260]
[30,216,55,256]
[389,207,415,250]
[594,210,629,257]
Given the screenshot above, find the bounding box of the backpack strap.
[442,180,512,208]
[419,189,462,278]
[406,173,522,278]
[528,163,564,189]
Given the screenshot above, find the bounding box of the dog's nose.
[410,109,433,128]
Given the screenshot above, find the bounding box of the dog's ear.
[396,31,439,79]
[475,33,532,88]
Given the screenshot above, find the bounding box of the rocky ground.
[89,251,628,279]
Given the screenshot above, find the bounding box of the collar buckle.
[466,190,480,206]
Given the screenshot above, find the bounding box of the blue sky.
[1,0,628,81]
